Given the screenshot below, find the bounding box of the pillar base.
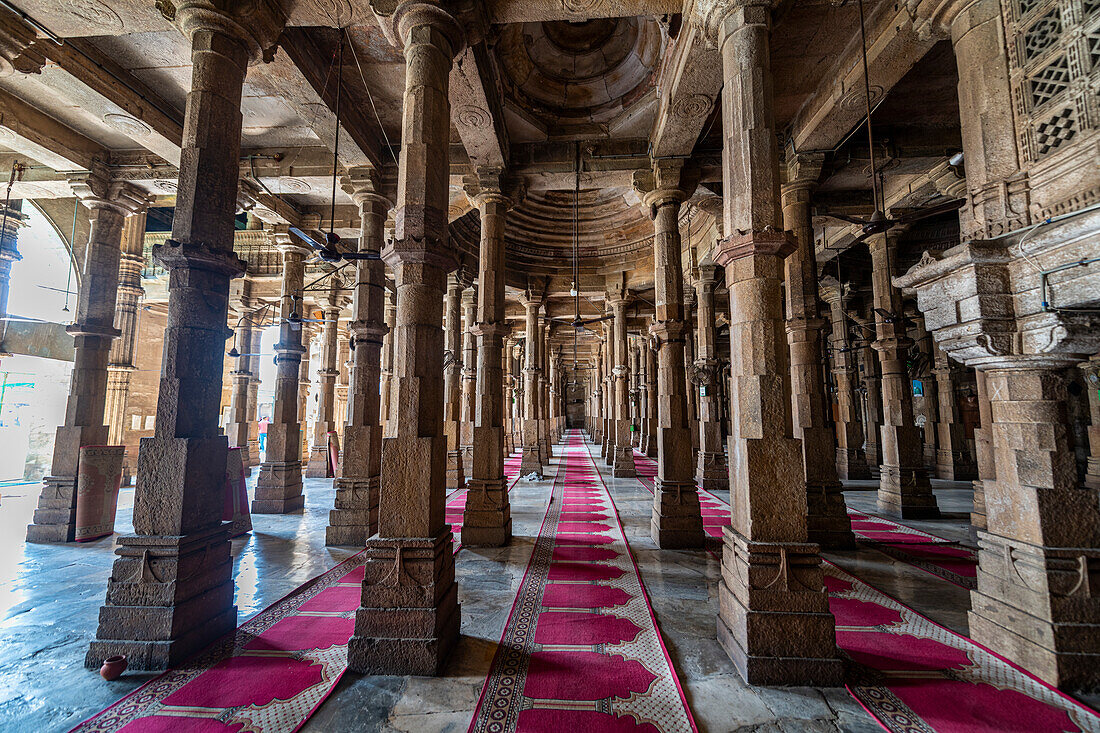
[697,450,729,491]
[253,461,305,514]
[347,533,460,676]
[462,477,512,547]
[612,444,636,478]
[877,464,941,519]
[26,476,78,543]
[835,447,871,480]
[519,447,544,478]
[650,479,704,549]
[86,523,236,671]
[969,531,1100,691]
[326,475,379,547]
[305,445,333,478]
[716,528,843,686]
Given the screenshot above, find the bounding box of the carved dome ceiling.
[496,17,663,138]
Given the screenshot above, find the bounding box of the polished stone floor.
[0,435,1057,732]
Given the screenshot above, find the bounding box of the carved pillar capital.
[174,0,286,64]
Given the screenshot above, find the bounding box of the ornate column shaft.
[683,287,700,461]
[539,317,551,461]
[334,333,350,431]
[971,368,994,533]
[644,338,658,457]
[29,171,146,543]
[602,320,615,461]
[781,164,853,549]
[868,234,940,518]
[225,278,254,468]
[298,325,313,461]
[86,2,282,669]
[706,0,840,685]
[693,263,729,490]
[609,290,636,478]
[442,273,465,489]
[855,314,883,470]
[462,180,512,547]
[519,296,545,476]
[549,343,560,443]
[933,340,977,480]
[327,171,390,546]
[1080,357,1100,490]
[639,169,703,548]
[247,326,262,463]
[912,312,939,470]
[380,288,397,434]
[253,231,310,513]
[348,2,463,675]
[459,284,477,466]
[821,284,870,479]
[306,279,345,477]
[592,339,604,446]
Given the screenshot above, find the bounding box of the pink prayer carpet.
[630,450,1099,732]
[468,431,696,733]
[633,451,977,588]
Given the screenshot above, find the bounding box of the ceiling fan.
[823,0,964,244]
[295,31,381,266]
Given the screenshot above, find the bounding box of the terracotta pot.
[99,655,127,681]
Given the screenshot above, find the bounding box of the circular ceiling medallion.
[310,0,354,26]
[67,0,123,31]
[673,94,713,120]
[279,178,312,194]
[561,0,602,14]
[840,84,884,111]
[103,113,152,138]
[152,179,177,193]
[455,105,489,128]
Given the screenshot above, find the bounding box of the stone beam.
[450,43,508,169]
[486,0,683,23]
[650,19,721,158]
[0,87,103,170]
[788,0,944,152]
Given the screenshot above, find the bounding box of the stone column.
[459,284,477,467]
[503,335,516,453]
[644,338,658,457]
[539,317,552,461]
[693,263,729,491]
[519,296,545,476]
[683,287,701,462]
[253,230,310,513]
[592,339,604,447]
[705,0,840,685]
[1080,357,1100,490]
[334,333,350,431]
[225,278,255,468]
[306,279,345,477]
[912,312,939,470]
[247,326,263,463]
[462,178,512,546]
[868,234,940,518]
[602,320,614,461]
[442,273,464,488]
[298,324,313,462]
[781,159,853,549]
[0,201,21,341]
[629,339,641,447]
[86,2,281,669]
[105,207,148,481]
[327,169,390,546]
[934,340,977,480]
[348,1,463,676]
[638,165,703,548]
[971,369,994,533]
[608,290,637,478]
[820,283,870,479]
[28,171,145,543]
[855,314,883,470]
[380,288,397,435]
[549,343,560,444]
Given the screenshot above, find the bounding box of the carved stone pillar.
[683,286,700,463]
[971,369,994,533]
[86,2,282,669]
[442,273,464,488]
[380,288,396,434]
[327,170,390,547]
[912,312,939,470]
[298,324,313,462]
[459,284,476,467]
[348,2,463,676]
[933,340,977,480]
[1081,357,1100,490]
[637,165,704,548]
[225,278,255,468]
[306,280,345,477]
[592,339,604,447]
[608,290,636,478]
[105,207,148,481]
[539,317,552,461]
[519,296,545,476]
[460,176,512,547]
[705,0,840,685]
[253,231,310,514]
[549,343,561,444]
[602,320,614,461]
[781,160,853,549]
[334,333,350,432]
[643,338,658,457]
[247,326,262,464]
[868,234,940,518]
[820,283,870,480]
[28,171,146,543]
[855,315,883,471]
[693,263,729,491]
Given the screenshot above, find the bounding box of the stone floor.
[0,436,1085,732]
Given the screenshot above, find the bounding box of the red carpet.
[633,451,977,588]
[630,450,1099,732]
[469,431,696,733]
[72,552,368,732]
